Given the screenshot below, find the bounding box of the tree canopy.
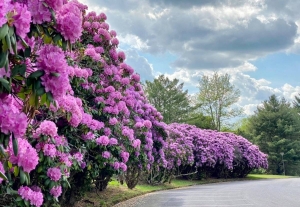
[197,72,242,131]
[144,75,192,124]
[248,94,300,175]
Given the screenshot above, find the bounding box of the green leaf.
[11,34,17,54]
[50,8,56,24]
[5,34,11,51]
[44,179,51,187]
[19,36,29,48]
[49,181,56,189]
[53,34,62,44]
[36,87,45,96]
[28,70,44,79]
[17,92,26,100]
[47,91,54,102]
[12,133,18,156]
[43,35,52,44]
[0,145,5,156]
[62,39,67,51]
[29,93,38,107]
[0,51,8,68]
[0,78,11,91]
[40,93,47,105]
[24,47,31,58]
[25,172,30,185]
[20,169,26,184]
[51,72,60,77]
[24,199,30,206]
[11,64,26,77]
[37,166,43,173]
[0,24,9,40]
[14,166,19,177]
[0,171,8,181]
[15,197,23,202]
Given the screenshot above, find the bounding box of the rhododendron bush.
[0,0,167,206]
[167,124,268,179]
[0,0,268,206]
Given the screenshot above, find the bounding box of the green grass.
[246,174,294,179]
[75,175,296,207]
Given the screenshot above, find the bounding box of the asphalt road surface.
[117,178,300,207]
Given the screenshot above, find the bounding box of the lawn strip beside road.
[75,174,294,207]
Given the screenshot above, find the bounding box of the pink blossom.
[119,162,127,171]
[109,138,118,145]
[120,151,129,163]
[56,2,83,43]
[43,144,56,158]
[143,120,152,129]
[47,167,62,181]
[73,152,83,162]
[28,0,51,24]
[118,51,126,60]
[96,136,109,146]
[0,0,12,27]
[109,117,118,125]
[12,2,31,38]
[50,186,62,198]
[8,138,38,173]
[33,120,57,138]
[18,186,43,207]
[44,0,64,11]
[102,151,110,159]
[112,162,120,170]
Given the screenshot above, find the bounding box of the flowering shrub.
[0,0,268,206]
[167,123,268,179]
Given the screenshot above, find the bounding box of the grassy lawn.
[246,174,294,179]
[75,175,296,207]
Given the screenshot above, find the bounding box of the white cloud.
[118,34,149,50]
[282,83,300,99]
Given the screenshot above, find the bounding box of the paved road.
[116,178,300,207]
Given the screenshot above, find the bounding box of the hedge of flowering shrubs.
[166,124,268,180]
[0,0,267,206]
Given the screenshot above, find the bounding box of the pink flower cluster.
[47,167,62,181]
[56,1,83,43]
[18,186,43,207]
[8,138,39,173]
[0,95,27,138]
[50,185,62,198]
[168,123,268,171]
[33,120,57,138]
[37,45,71,99]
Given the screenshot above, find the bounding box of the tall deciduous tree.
[197,72,242,131]
[144,75,192,124]
[248,95,300,175]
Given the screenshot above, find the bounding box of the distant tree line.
[144,73,300,176]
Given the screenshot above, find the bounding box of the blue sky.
[82,0,300,117]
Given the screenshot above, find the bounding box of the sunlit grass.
[246,174,295,179]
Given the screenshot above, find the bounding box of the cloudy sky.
[82,0,300,117]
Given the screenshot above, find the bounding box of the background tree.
[248,94,300,175]
[293,93,300,111]
[144,75,193,124]
[197,72,242,131]
[182,112,214,129]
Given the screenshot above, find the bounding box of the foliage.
[0,1,269,207]
[182,112,214,129]
[248,94,300,175]
[0,1,167,206]
[197,72,242,131]
[144,75,192,124]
